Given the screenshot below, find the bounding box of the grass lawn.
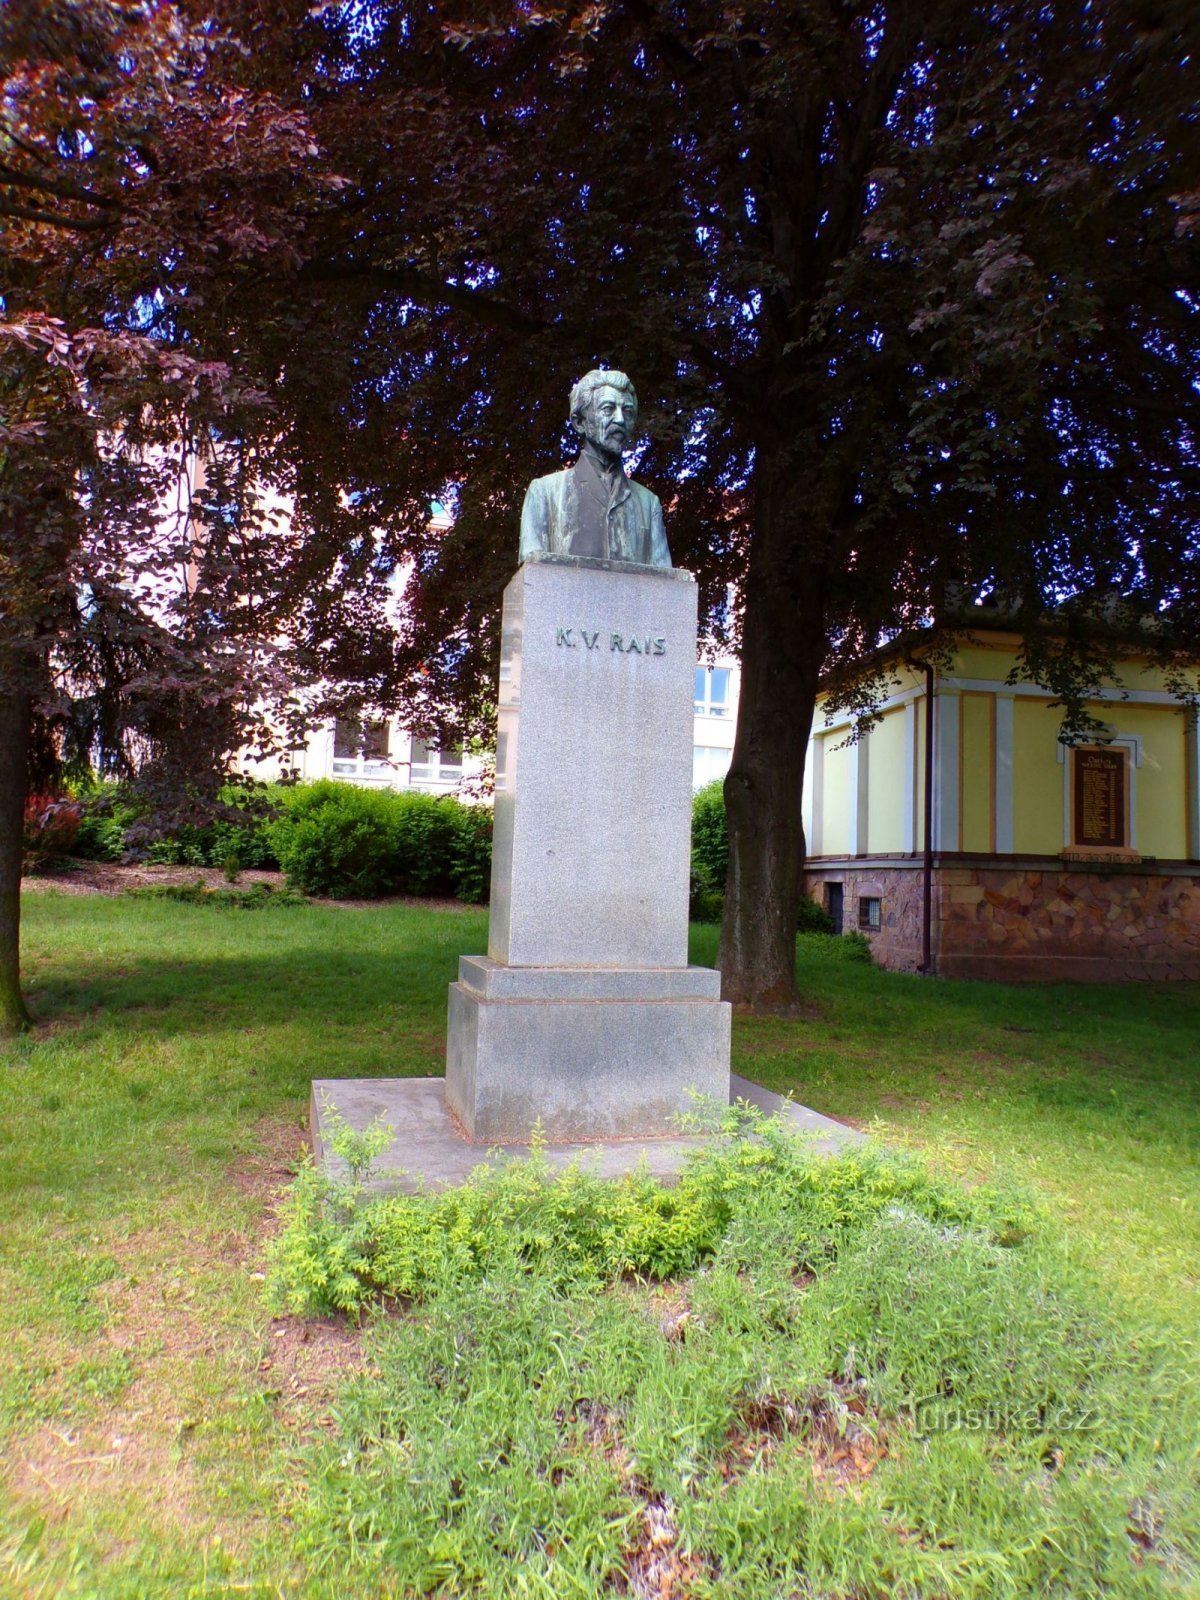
[1,890,1197,1598]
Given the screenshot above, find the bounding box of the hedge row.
[70,780,493,903]
[73,784,284,872]
[270,782,492,902]
[65,775,831,925]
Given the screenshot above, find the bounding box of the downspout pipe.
[906,657,936,975]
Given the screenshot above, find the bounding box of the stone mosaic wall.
[804,862,1200,981]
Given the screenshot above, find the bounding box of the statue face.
[576,384,637,459]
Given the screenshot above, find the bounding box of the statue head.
[569,369,638,462]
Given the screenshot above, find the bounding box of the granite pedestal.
[312,1073,864,1195]
[446,956,731,1143]
[445,555,732,1142]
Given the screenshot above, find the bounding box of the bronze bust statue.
[519,370,672,568]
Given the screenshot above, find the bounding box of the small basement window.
[858,896,881,931]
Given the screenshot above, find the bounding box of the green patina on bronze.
[519,370,672,569]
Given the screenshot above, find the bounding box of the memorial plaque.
[1072,747,1126,849]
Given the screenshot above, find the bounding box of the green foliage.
[325,1103,395,1187]
[689,863,725,924]
[291,1118,1199,1600]
[690,780,728,923]
[71,781,282,870]
[144,790,283,872]
[269,1105,1039,1317]
[385,788,493,900]
[687,786,836,932]
[269,781,492,901]
[840,928,875,962]
[445,801,494,904]
[269,781,397,897]
[67,778,493,902]
[123,881,306,910]
[70,785,140,862]
[796,894,835,934]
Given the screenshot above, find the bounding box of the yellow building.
[802,625,1200,980]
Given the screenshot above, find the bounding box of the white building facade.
[269,655,742,797]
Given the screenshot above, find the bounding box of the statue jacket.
[519,461,671,568]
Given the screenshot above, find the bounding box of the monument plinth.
[311,369,861,1189]
[445,555,731,1143]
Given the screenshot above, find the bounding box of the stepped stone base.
[445,956,731,1143]
[311,1073,864,1196]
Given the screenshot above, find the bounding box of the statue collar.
[576,442,629,504]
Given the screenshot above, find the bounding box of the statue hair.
[569,369,637,426]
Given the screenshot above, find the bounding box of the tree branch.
[0,201,115,233]
[0,164,122,210]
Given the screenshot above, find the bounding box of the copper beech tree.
[0,2,343,1034]
[224,0,1199,1005]
[3,0,1199,1031]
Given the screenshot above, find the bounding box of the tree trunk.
[718,465,826,1008]
[0,684,31,1038]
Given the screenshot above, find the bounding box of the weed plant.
[284,1112,1199,1599]
[270,1105,1037,1314]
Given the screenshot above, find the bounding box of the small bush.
[448,803,493,904]
[71,812,124,862]
[22,794,83,872]
[388,791,466,897]
[796,894,835,934]
[268,781,491,902]
[689,863,724,923]
[691,780,728,914]
[840,929,874,963]
[72,791,137,862]
[269,1105,1040,1317]
[270,781,397,898]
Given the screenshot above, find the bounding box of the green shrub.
[268,782,491,902]
[69,784,137,862]
[689,863,724,923]
[448,803,493,903]
[270,781,397,897]
[387,791,465,897]
[269,1104,1041,1317]
[690,779,728,907]
[688,786,833,933]
[72,781,282,869]
[146,828,209,867]
[840,928,874,962]
[796,894,835,934]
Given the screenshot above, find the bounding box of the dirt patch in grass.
[623,1488,712,1600]
[721,1376,889,1493]
[23,859,479,914]
[257,1312,367,1434]
[22,860,287,897]
[231,1114,369,1433]
[227,1115,311,1204]
[3,1114,367,1562]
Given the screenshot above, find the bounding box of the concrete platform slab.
[310,1074,865,1195]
